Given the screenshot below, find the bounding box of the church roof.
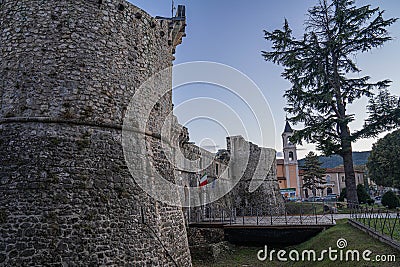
[284,120,293,133]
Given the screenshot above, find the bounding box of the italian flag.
[199,173,208,187]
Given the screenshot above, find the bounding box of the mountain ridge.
[298,151,371,169]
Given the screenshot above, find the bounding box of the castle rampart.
[0,0,191,265]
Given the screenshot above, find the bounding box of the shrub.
[357,184,372,204]
[338,188,346,202]
[338,186,373,204]
[366,199,375,205]
[381,191,400,209]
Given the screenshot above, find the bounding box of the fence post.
[363,206,367,225]
[390,213,399,239]
[285,211,288,225]
[350,202,355,220]
[299,202,303,225]
[256,209,259,225]
[350,202,353,219]
[270,212,272,225]
[368,207,374,228]
[314,205,318,224]
[374,209,379,231]
[382,211,389,235]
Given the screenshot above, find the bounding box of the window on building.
[327,187,333,194]
[326,175,331,184]
[289,151,294,161]
[341,176,345,183]
[215,164,219,176]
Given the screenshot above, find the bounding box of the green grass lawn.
[354,217,400,242]
[285,202,325,215]
[337,203,399,214]
[193,219,400,267]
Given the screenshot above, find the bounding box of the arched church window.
[326,175,331,184]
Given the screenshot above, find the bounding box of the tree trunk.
[341,142,359,204]
[332,50,359,204]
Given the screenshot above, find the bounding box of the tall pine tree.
[263,0,399,203]
[301,152,326,197]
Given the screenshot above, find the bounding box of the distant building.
[299,166,368,198]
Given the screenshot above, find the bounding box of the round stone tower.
[0,0,191,265]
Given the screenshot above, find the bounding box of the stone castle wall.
[177,127,229,187]
[176,133,284,219]
[0,0,191,266]
[226,136,284,213]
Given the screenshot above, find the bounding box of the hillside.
[298,151,370,168]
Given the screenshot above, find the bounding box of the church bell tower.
[282,120,300,198]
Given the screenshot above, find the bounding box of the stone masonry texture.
[177,134,285,221]
[0,0,191,266]
[226,136,285,214]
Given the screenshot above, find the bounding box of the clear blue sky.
[129,0,400,158]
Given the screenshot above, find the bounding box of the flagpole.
[199,173,204,219]
[171,0,174,18]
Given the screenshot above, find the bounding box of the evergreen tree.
[301,152,326,197]
[356,184,371,204]
[367,129,400,188]
[263,0,399,203]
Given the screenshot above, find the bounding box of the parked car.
[374,196,382,205]
[305,196,324,202]
[324,194,338,202]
